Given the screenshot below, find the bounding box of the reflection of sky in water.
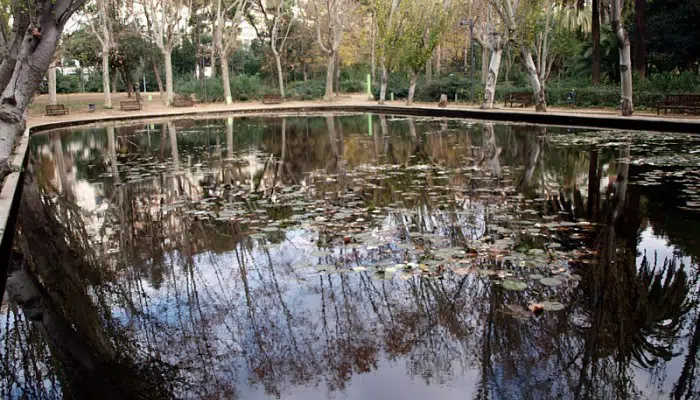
[5,114,700,399]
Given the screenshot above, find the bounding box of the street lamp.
[460,18,476,103]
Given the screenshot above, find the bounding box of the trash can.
[88,104,96,112]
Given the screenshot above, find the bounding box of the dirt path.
[28,91,699,127]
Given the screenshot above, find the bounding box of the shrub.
[174,74,263,102]
[340,79,365,93]
[287,80,325,100]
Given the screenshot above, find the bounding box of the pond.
[2,113,700,399]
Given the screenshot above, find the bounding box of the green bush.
[174,75,263,102]
[341,79,365,93]
[287,80,325,100]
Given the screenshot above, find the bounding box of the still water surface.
[2,113,699,399]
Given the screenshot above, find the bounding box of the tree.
[0,0,86,173]
[213,0,249,104]
[591,0,600,84]
[254,0,295,98]
[311,0,356,101]
[87,0,114,108]
[633,0,646,78]
[400,0,450,105]
[480,8,506,109]
[141,0,191,105]
[372,0,405,104]
[611,0,633,115]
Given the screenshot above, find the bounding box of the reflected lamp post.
[460,18,476,103]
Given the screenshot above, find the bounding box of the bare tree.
[254,0,295,98]
[213,0,249,103]
[0,0,86,171]
[311,0,356,101]
[479,9,505,109]
[87,0,115,108]
[611,0,633,115]
[141,0,191,106]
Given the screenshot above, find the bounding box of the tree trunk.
[0,12,65,165]
[163,49,174,106]
[111,71,117,93]
[592,0,601,85]
[211,48,217,78]
[324,53,335,101]
[521,46,546,112]
[334,55,340,95]
[153,60,165,97]
[481,46,489,84]
[379,65,388,104]
[406,72,418,106]
[612,0,634,116]
[48,62,58,106]
[274,53,285,98]
[221,53,232,104]
[634,0,647,78]
[481,47,503,109]
[370,21,376,82]
[101,49,112,108]
[426,56,433,83]
[436,44,442,77]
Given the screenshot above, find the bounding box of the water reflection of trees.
[2,116,698,399]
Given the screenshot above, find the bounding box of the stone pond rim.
[1,103,699,298]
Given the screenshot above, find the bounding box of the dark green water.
[2,113,699,399]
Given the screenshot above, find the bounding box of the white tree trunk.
[221,53,232,104]
[612,0,633,116]
[521,46,546,112]
[481,47,502,109]
[379,65,388,104]
[406,72,418,106]
[48,62,57,106]
[163,49,174,106]
[101,48,112,108]
[324,53,335,101]
[274,53,285,97]
[481,46,489,84]
[436,44,442,77]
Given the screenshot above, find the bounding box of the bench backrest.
[665,94,700,104]
[263,94,282,99]
[121,100,140,105]
[510,92,531,99]
[46,105,65,110]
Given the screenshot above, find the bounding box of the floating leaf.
[501,280,527,291]
[539,277,563,286]
[542,301,566,311]
[310,250,332,257]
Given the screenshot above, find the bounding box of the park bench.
[45,104,69,116]
[504,92,533,108]
[262,94,283,104]
[120,100,142,111]
[656,94,700,115]
[173,98,194,107]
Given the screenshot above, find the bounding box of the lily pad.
[539,277,563,286]
[310,250,332,257]
[501,279,528,291]
[541,301,566,311]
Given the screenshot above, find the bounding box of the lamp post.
[460,18,476,103]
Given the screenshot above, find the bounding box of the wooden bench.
[120,100,142,111]
[262,94,283,104]
[173,98,194,107]
[45,104,69,116]
[657,94,700,115]
[504,92,533,108]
